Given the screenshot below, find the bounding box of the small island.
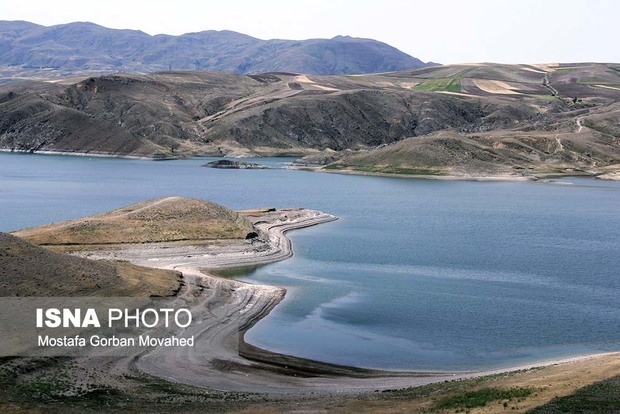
[202,160,270,169]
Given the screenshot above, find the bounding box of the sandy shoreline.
[74,208,619,394]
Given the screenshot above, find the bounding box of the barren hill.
[320,63,620,177]
[0,70,506,158]
[0,62,618,177]
[0,232,181,296]
[13,197,256,246]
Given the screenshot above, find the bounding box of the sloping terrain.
[327,127,620,177]
[0,67,559,157]
[0,232,181,296]
[320,63,620,177]
[0,71,264,157]
[0,21,431,77]
[0,62,618,175]
[12,196,255,246]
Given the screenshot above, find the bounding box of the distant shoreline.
[3,149,617,181]
[0,148,181,160]
[294,164,618,182]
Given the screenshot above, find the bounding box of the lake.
[1,152,619,371]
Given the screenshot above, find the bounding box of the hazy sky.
[1,0,617,64]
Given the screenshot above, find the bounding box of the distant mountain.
[0,21,433,76]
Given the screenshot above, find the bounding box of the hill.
[0,70,509,158]
[0,62,618,177]
[0,232,181,296]
[325,127,620,178]
[320,63,620,178]
[0,21,431,78]
[13,196,256,246]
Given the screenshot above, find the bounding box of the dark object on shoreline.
[203,160,270,169]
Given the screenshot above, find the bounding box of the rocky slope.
[0,68,550,158]
[0,63,618,177]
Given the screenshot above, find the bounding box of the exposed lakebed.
[1,152,619,371]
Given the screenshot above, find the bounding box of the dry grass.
[227,354,620,413]
[4,197,255,296]
[472,79,521,94]
[13,197,255,246]
[0,232,181,297]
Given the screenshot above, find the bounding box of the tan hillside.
[326,124,620,178]
[13,196,255,246]
[0,232,181,297]
[2,62,618,163]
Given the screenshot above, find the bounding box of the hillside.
[0,21,431,78]
[326,127,620,178]
[0,70,523,158]
[0,232,181,296]
[13,196,256,246]
[0,62,618,176]
[320,63,620,178]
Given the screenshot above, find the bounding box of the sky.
[1,0,617,64]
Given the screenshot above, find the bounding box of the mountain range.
[0,20,432,77]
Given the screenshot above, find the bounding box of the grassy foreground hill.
[0,232,181,296]
[2,196,255,296]
[13,196,255,246]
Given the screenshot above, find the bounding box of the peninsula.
[3,197,617,400]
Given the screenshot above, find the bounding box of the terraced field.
[413,77,462,92]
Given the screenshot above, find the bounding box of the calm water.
[1,152,619,371]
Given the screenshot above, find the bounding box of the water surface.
[1,152,619,370]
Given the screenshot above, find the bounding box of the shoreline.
[294,164,619,182]
[0,148,183,160]
[74,207,620,394]
[3,149,617,181]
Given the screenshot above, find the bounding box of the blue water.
[1,152,619,371]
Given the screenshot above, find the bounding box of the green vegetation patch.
[435,387,534,410]
[554,67,580,73]
[529,375,620,413]
[413,78,462,92]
